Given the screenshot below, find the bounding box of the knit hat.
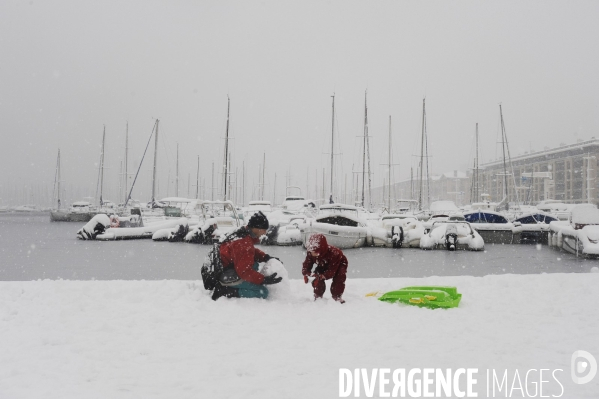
[247,211,269,230]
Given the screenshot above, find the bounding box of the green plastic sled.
[378,286,462,309]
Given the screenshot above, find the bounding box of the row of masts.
[51,99,516,211]
[51,97,413,211]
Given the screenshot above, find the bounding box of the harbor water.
[0,213,597,281]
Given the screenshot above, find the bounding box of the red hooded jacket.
[219,227,268,285]
[302,234,348,280]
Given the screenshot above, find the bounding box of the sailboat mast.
[367,122,372,210]
[418,99,425,211]
[175,143,179,197]
[228,153,232,201]
[152,119,159,202]
[330,94,335,197]
[56,149,61,209]
[125,120,157,207]
[388,116,392,211]
[100,126,106,206]
[224,97,230,201]
[262,153,266,201]
[362,91,367,208]
[500,105,508,201]
[124,121,128,204]
[475,122,479,202]
[344,173,347,205]
[210,161,214,201]
[196,155,200,199]
[410,167,414,201]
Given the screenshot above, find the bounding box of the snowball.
[259,258,291,300]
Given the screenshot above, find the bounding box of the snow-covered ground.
[1,273,598,398]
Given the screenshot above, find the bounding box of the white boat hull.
[300,222,367,249]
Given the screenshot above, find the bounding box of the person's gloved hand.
[263,273,283,285]
[303,275,309,284]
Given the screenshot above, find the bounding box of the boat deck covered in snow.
[420,221,484,251]
[548,204,599,257]
[463,210,521,244]
[513,212,558,244]
[300,204,368,249]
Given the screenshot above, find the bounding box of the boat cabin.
[463,211,509,224]
[247,201,273,213]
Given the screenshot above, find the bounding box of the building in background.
[370,138,599,210]
[372,170,470,209]
[477,138,599,206]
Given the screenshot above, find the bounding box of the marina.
[2,2,599,397]
[1,212,596,282]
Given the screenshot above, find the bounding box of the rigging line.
[125,120,158,207]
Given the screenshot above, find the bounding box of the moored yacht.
[300,204,368,249]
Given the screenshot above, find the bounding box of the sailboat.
[300,94,369,249]
[50,149,96,222]
[463,106,521,244]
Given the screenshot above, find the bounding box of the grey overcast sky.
[1,0,599,204]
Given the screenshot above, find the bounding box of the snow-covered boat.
[536,200,577,221]
[368,214,421,248]
[462,210,521,244]
[184,200,242,244]
[76,214,111,240]
[420,221,484,251]
[549,204,599,257]
[243,200,272,220]
[280,195,317,214]
[513,212,558,244]
[260,210,305,246]
[50,201,96,222]
[76,213,184,241]
[13,204,39,212]
[156,197,201,218]
[300,204,368,249]
[152,219,192,242]
[96,218,187,241]
[469,200,499,212]
[428,200,462,219]
[267,220,304,246]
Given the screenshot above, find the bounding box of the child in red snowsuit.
[302,233,348,303]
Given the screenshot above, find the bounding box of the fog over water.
[1,1,599,206]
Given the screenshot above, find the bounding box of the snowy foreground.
[1,273,599,398]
